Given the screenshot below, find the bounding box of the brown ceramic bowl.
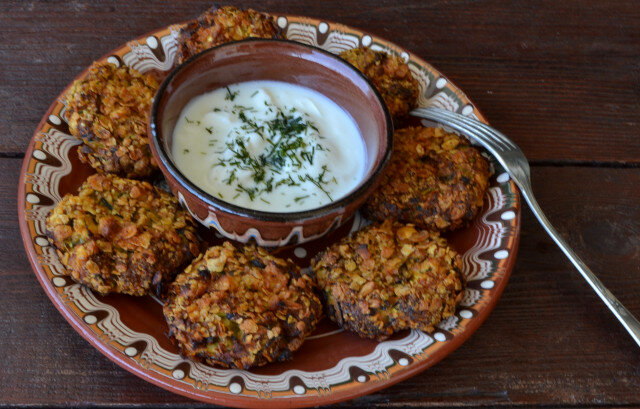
[149,39,393,246]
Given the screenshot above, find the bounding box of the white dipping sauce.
[172,80,366,212]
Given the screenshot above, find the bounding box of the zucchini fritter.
[362,126,490,231]
[176,5,283,65]
[164,242,322,369]
[339,46,419,120]
[66,62,159,179]
[312,220,463,341]
[46,174,200,296]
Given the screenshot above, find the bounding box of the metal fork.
[411,106,640,347]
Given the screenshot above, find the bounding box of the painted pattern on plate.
[19,15,520,408]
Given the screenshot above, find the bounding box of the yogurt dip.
[172,80,366,212]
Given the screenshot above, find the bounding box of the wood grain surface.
[3,0,640,407]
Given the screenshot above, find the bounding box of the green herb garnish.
[224,86,239,101]
[209,87,335,204]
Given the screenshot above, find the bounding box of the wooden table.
[3,0,639,407]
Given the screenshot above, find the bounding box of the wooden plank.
[0,0,638,162]
[5,157,640,406]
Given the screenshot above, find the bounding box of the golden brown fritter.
[46,174,200,296]
[340,46,419,120]
[65,62,159,179]
[362,126,490,231]
[176,5,283,65]
[312,220,463,341]
[164,242,322,369]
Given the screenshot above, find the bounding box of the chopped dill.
[236,184,258,201]
[202,86,339,205]
[223,169,237,185]
[224,86,239,101]
[297,165,333,200]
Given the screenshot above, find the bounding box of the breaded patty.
[176,5,283,65]
[46,174,200,296]
[164,242,322,369]
[362,126,490,231]
[66,62,159,179]
[340,46,419,120]
[312,220,463,341]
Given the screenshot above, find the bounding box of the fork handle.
[520,187,640,346]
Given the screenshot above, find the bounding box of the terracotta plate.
[18,15,521,408]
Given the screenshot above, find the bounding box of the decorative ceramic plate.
[18,14,521,408]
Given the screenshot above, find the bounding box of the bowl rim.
[149,38,394,223]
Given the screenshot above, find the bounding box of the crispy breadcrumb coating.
[176,5,283,64]
[164,242,322,369]
[340,46,419,120]
[46,174,200,296]
[66,62,159,179]
[362,126,490,231]
[312,220,463,340]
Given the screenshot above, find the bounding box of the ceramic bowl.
[149,39,393,246]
